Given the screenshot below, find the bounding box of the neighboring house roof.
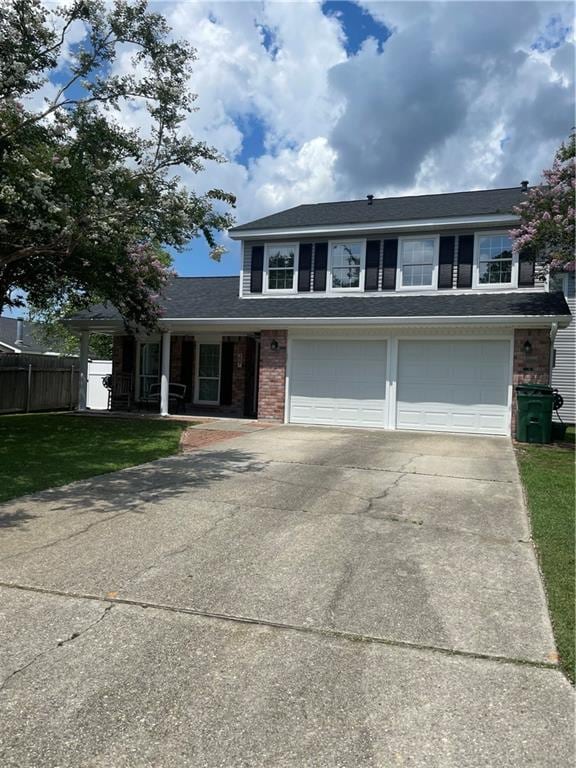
[229,187,528,234]
[0,316,58,354]
[69,276,571,325]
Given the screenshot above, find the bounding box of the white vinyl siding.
[552,274,575,423]
[396,340,511,435]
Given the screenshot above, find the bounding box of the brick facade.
[511,328,551,434]
[258,330,287,421]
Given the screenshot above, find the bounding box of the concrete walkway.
[0,425,573,766]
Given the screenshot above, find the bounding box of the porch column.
[160,331,171,416]
[78,330,90,411]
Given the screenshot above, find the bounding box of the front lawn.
[517,426,575,682]
[0,414,195,504]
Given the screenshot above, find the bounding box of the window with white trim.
[195,342,221,404]
[265,244,297,291]
[138,342,160,399]
[477,234,513,285]
[399,238,437,288]
[330,241,363,289]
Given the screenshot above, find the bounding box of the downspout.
[549,321,558,382]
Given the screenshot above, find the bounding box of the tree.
[28,304,113,358]
[0,0,235,329]
[510,131,575,274]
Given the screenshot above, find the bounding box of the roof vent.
[15,318,24,345]
[520,180,529,192]
[367,194,374,205]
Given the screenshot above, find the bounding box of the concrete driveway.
[0,424,573,767]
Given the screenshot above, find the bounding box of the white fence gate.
[87,360,112,410]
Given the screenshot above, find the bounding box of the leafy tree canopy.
[0,0,235,329]
[511,131,575,273]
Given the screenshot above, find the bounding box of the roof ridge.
[298,187,528,208]
[172,275,239,280]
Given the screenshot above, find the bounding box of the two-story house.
[69,185,571,436]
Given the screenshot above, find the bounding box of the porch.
[76,331,261,419]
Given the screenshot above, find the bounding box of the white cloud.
[33,0,576,233]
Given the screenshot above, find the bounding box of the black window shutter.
[219,341,234,405]
[365,240,381,291]
[382,239,398,291]
[250,245,264,293]
[438,236,456,289]
[298,243,313,292]
[123,336,135,374]
[313,242,328,292]
[457,235,474,288]
[518,248,535,287]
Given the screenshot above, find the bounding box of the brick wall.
[258,330,287,421]
[512,328,551,434]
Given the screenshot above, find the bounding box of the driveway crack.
[0,603,114,692]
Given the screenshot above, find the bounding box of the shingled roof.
[229,187,527,233]
[69,277,570,325]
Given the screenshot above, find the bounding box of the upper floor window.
[474,233,517,288]
[398,237,438,289]
[265,244,297,292]
[476,234,513,286]
[330,241,363,290]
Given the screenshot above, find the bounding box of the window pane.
[332,267,360,288]
[478,235,512,261]
[402,239,435,265]
[478,235,513,284]
[269,268,294,290]
[267,246,295,290]
[479,260,512,284]
[400,239,435,287]
[331,242,362,269]
[198,379,219,402]
[198,344,220,378]
[140,343,160,377]
[403,264,434,287]
[268,251,294,268]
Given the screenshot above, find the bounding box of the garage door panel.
[397,340,511,436]
[289,340,387,428]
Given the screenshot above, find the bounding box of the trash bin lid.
[515,383,553,395]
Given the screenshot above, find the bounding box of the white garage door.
[396,340,511,435]
[289,339,387,427]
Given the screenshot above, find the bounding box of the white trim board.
[229,213,519,240]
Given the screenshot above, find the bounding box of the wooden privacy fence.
[0,354,79,414]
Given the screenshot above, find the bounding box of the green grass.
[0,414,195,504]
[517,426,575,682]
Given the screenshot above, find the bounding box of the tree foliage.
[511,131,575,273]
[0,0,235,328]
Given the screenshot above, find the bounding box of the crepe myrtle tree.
[511,131,575,275]
[0,0,235,329]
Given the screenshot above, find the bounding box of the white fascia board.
[159,314,569,329]
[67,313,570,333]
[0,341,21,352]
[228,214,519,240]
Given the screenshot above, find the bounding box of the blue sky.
[4,1,574,317]
[161,0,573,281]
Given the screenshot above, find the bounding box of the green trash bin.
[516,384,554,444]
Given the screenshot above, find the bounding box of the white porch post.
[160,331,171,416]
[78,331,90,411]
